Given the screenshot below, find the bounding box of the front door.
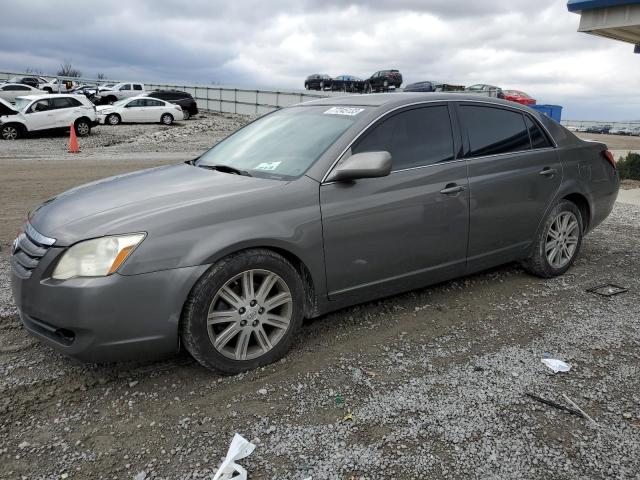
[457,103,562,270]
[25,99,55,131]
[320,104,469,301]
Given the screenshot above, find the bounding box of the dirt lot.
[0,116,639,479]
[574,132,640,156]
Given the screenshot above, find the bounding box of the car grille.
[11,224,56,279]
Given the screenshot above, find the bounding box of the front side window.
[197,106,361,179]
[30,100,51,113]
[461,105,530,157]
[126,99,143,107]
[352,106,454,170]
[120,84,131,91]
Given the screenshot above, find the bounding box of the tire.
[320,81,325,91]
[106,113,121,126]
[75,119,91,137]
[181,249,304,373]
[304,83,309,90]
[521,200,583,278]
[1,123,22,140]
[383,79,389,92]
[365,83,372,94]
[182,109,191,120]
[161,113,174,125]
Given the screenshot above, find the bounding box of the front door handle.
[539,167,558,177]
[440,183,465,195]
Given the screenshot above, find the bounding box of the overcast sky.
[0,0,637,120]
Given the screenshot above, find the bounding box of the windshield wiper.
[197,164,252,177]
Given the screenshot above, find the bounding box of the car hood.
[96,105,115,112]
[29,163,285,245]
[0,98,19,116]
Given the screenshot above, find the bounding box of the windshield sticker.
[255,161,282,171]
[323,107,364,116]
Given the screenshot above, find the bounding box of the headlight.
[52,233,145,280]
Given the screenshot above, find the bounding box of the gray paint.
[11,93,619,363]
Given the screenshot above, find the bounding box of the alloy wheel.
[1,125,18,140]
[162,114,172,125]
[545,212,579,269]
[76,122,89,136]
[108,114,119,125]
[206,269,293,361]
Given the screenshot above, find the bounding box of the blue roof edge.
[568,0,640,13]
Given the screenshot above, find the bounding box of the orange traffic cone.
[68,122,80,153]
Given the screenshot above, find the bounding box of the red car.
[503,90,536,106]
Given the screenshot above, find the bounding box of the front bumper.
[11,246,209,363]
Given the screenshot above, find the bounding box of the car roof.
[15,94,80,101]
[299,92,528,109]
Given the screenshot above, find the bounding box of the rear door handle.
[539,167,557,177]
[440,183,465,195]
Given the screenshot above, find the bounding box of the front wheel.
[106,113,121,125]
[181,249,304,373]
[182,109,191,120]
[521,200,583,278]
[1,124,22,140]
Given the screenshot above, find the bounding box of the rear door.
[458,103,561,270]
[50,97,79,128]
[141,98,167,121]
[320,103,469,301]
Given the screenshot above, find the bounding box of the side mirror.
[326,151,392,182]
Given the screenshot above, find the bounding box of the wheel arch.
[199,244,321,319]
[1,121,27,137]
[562,192,591,232]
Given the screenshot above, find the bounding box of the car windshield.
[196,106,363,179]
[14,98,32,111]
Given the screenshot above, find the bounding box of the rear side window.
[352,105,454,170]
[51,97,75,109]
[133,84,143,91]
[145,99,164,107]
[461,105,530,157]
[525,116,551,149]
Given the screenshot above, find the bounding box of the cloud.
[0,0,635,119]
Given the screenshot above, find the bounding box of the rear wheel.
[1,124,22,140]
[161,113,174,125]
[521,200,583,278]
[75,119,91,137]
[181,249,304,373]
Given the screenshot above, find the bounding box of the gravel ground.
[0,202,638,479]
[0,111,250,160]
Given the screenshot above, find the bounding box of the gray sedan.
[10,94,619,373]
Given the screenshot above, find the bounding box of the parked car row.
[571,124,640,135]
[305,70,403,93]
[303,72,538,107]
[0,90,190,140]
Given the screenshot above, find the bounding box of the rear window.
[525,116,551,149]
[461,105,530,157]
[51,97,77,109]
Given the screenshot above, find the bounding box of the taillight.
[603,149,616,169]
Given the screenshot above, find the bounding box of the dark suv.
[364,70,403,93]
[7,76,40,89]
[304,74,332,91]
[143,90,198,120]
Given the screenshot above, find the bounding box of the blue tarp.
[568,0,640,12]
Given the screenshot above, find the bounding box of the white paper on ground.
[212,434,256,480]
[541,358,572,373]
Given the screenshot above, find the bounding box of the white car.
[97,96,183,125]
[94,82,146,104]
[0,94,97,140]
[0,83,46,103]
[37,77,77,93]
